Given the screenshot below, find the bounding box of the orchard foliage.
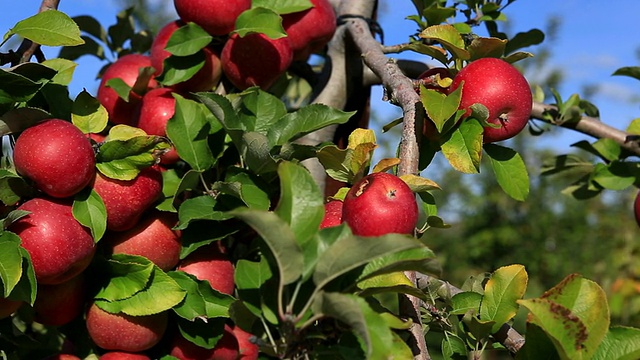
[1,0,640,359]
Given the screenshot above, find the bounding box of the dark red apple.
[634,191,640,227]
[34,273,86,326]
[0,297,22,319]
[176,243,235,295]
[9,198,96,284]
[99,352,151,360]
[150,20,223,93]
[232,326,259,360]
[173,0,251,36]
[282,0,336,61]
[104,210,181,271]
[169,325,239,360]
[449,57,532,143]
[13,119,96,198]
[44,355,81,360]
[221,33,293,90]
[92,165,163,232]
[97,54,158,126]
[136,88,180,164]
[320,200,343,229]
[86,302,168,352]
[341,172,418,237]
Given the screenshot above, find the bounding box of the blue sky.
[2,0,640,156]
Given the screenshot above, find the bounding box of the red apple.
[13,119,96,198]
[173,0,251,36]
[449,57,532,143]
[320,200,343,229]
[418,67,452,92]
[341,172,418,237]
[99,352,151,360]
[34,274,86,326]
[0,297,22,319]
[97,54,158,126]
[221,33,293,90]
[86,302,168,352]
[176,243,235,295]
[169,325,239,360]
[136,88,180,164]
[9,198,95,284]
[45,355,81,360]
[150,20,223,93]
[282,0,336,61]
[232,326,259,360]
[104,210,181,271]
[92,165,163,232]
[634,191,640,227]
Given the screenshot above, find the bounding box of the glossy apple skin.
[221,33,293,90]
[97,54,158,126]
[9,198,96,285]
[342,172,418,237]
[105,210,181,271]
[99,352,151,360]
[282,0,336,61]
[232,326,259,360]
[320,200,343,229]
[13,119,96,198]
[34,274,86,326]
[169,325,239,360]
[450,57,532,143]
[173,0,251,36]
[150,20,223,93]
[177,243,235,295]
[0,297,22,319]
[92,165,163,232]
[136,88,180,164]
[86,303,168,352]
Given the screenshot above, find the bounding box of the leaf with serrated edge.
[168,271,234,320]
[480,264,527,333]
[72,188,107,242]
[166,94,215,171]
[71,89,108,134]
[441,120,483,173]
[593,326,640,360]
[4,10,84,47]
[484,143,530,201]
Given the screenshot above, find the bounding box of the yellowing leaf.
[347,128,377,150]
[480,264,528,333]
[372,158,400,173]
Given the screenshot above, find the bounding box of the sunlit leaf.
[480,264,528,333]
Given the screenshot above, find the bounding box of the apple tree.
[1,0,640,359]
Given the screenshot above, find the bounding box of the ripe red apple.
[86,302,168,352]
[232,326,259,360]
[13,119,96,198]
[99,352,151,360]
[320,200,343,229]
[221,33,293,90]
[44,355,81,360]
[150,20,223,93]
[341,172,418,237]
[34,274,86,326]
[169,325,239,360]
[104,210,181,271]
[173,0,251,36]
[449,57,532,143]
[136,88,180,164]
[176,243,235,295]
[282,0,336,61]
[92,165,163,232]
[9,198,96,284]
[97,54,158,126]
[0,297,22,319]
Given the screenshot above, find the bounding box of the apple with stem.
[173,0,251,36]
[282,0,336,61]
[342,172,418,237]
[13,119,96,198]
[449,57,532,143]
[176,243,235,295]
[9,198,96,284]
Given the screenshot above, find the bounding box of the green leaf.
[42,58,77,86]
[235,257,273,290]
[267,104,354,147]
[176,196,232,230]
[0,66,46,104]
[423,5,456,26]
[442,332,468,359]
[591,162,635,191]
[480,264,528,333]
[0,232,23,297]
[72,188,107,242]
[358,247,437,282]
[450,291,483,315]
[233,7,287,39]
[440,119,483,173]
[230,209,303,285]
[613,66,640,81]
[593,326,640,360]
[592,138,622,162]
[484,143,530,201]
[96,136,169,180]
[504,29,545,55]
[275,161,324,245]
[252,0,313,14]
[240,89,288,134]
[3,10,84,47]
[420,85,461,131]
[58,35,106,61]
[468,37,507,60]
[215,169,271,210]
[419,24,470,60]
[95,255,155,302]
[108,7,135,50]
[72,89,108,134]
[0,169,34,206]
[166,94,215,171]
[165,22,212,56]
[168,271,235,321]
[240,132,279,175]
[157,52,206,86]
